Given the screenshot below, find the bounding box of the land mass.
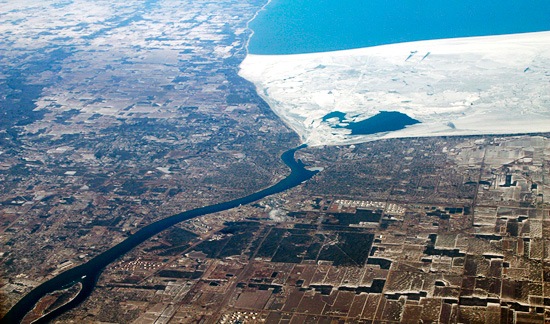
[2,0,550,323]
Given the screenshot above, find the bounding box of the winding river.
[1,145,317,323]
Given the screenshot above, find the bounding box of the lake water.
[248,0,550,54]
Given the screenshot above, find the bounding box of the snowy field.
[240,32,550,146]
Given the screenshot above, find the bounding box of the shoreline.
[242,0,308,143]
[243,0,273,55]
[239,31,550,147]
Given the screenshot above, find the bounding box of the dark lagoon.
[248,0,550,54]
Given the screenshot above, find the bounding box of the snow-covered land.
[240,32,550,146]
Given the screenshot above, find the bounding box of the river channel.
[1,145,317,323]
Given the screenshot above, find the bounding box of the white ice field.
[240,32,550,146]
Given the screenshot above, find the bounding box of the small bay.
[248,0,550,55]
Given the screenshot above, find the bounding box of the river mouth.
[0,146,318,324]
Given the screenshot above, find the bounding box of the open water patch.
[323,111,420,135]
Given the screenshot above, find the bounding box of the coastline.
[244,0,273,53]
[242,0,307,142]
[239,31,550,146]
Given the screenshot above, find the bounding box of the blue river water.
[248,0,550,55]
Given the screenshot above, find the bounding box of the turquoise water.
[322,111,420,135]
[248,0,550,55]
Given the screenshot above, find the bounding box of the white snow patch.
[240,32,550,146]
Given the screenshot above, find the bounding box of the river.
[1,145,317,324]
